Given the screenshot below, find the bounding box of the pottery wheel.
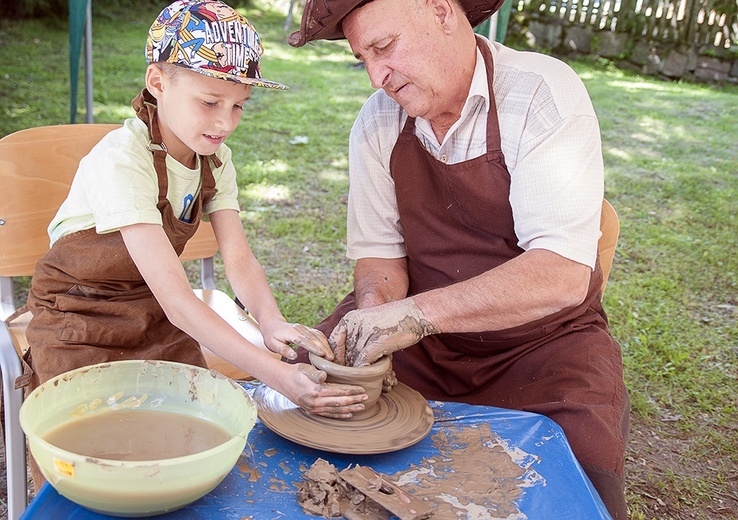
[253,382,434,454]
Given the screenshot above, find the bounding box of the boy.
[23,0,367,422]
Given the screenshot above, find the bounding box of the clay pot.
[308,353,391,419]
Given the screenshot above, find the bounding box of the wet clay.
[43,410,231,461]
[297,423,530,519]
[309,353,391,419]
[389,423,528,519]
[253,382,433,454]
[296,458,391,520]
[340,466,433,520]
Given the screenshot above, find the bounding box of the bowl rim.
[20,359,256,467]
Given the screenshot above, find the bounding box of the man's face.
[152,66,252,166]
[343,0,456,123]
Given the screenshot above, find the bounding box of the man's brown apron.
[20,89,217,392]
[317,39,629,517]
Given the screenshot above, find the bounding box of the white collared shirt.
[347,38,604,269]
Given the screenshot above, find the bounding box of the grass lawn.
[1,2,736,518]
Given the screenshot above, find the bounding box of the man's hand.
[329,299,439,367]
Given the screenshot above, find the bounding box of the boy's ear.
[145,64,165,98]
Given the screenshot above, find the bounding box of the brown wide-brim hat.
[289,0,505,47]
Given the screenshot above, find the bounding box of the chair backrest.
[598,198,620,297]
[0,124,219,310]
[0,124,120,278]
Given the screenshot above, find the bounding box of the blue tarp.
[22,385,610,520]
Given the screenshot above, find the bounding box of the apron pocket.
[57,285,168,348]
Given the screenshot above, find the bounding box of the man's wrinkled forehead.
[339,0,376,36]
[342,0,414,54]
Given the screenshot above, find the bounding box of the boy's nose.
[216,110,239,133]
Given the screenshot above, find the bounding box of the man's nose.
[365,60,391,90]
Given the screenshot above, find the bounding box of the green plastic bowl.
[20,360,256,517]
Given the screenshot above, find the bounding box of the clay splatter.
[389,423,544,519]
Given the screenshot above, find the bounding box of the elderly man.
[290,0,629,517]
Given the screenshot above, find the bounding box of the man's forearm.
[353,257,410,309]
[413,249,592,334]
[353,250,591,334]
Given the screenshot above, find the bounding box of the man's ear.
[145,64,165,98]
[428,0,459,33]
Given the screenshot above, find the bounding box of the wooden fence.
[521,0,738,48]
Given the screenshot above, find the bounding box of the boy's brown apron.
[316,38,628,517]
[21,89,217,392]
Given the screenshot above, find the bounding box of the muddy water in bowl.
[309,352,391,419]
[43,410,231,461]
[20,360,257,517]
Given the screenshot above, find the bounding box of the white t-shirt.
[347,38,604,269]
[49,117,240,245]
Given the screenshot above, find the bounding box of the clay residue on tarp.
[390,422,530,519]
[296,458,345,517]
[297,423,539,519]
[296,459,391,519]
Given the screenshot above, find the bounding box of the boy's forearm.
[230,263,284,325]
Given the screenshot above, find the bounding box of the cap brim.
[187,66,289,90]
[238,77,289,90]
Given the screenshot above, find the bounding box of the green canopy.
[473,0,513,43]
[69,0,93,123]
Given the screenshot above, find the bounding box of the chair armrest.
[0,321,29,519]
[200,257,216,291]
[1,276,17,321]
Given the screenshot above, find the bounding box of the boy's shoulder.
[88,118,149,156]
[76,118,155,177]
[119,117,152,150]
[88,118,154,161]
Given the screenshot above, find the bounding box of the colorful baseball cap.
[147,0,287,89]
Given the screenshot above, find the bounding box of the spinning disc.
[253,383,434,454]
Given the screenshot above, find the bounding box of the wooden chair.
[0,124,270,519]
[598,198,620,297]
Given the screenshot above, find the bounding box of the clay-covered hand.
[260,320,334,361]
[287,363,369,419]
[329,299,439,367]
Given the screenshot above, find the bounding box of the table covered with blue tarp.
[21,394,610,519]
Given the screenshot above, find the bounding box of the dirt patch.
[625,414,738,519]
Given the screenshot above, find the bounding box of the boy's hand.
[287,363,368,419]
[260,320,334,361]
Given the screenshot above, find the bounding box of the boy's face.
[146,65,252,167]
